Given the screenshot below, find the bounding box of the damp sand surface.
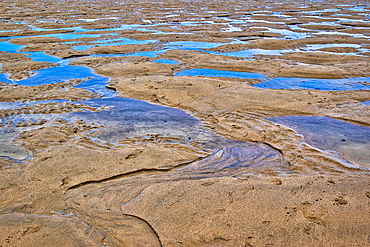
[0,0,370,246]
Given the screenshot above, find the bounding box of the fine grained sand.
[1,0,370,246]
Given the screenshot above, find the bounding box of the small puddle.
[175,68,266,80]
[0,74,11,83]
[0,40,23,53]
[11,65,110,94]
[175,68,370,90]
[206,49,286,57]
[41,33,109,39]
[0,39,109,96]
[166,41,224,50]
[23,52,63,63]
[153,59,178,65]
[269,116,370,168]
[64,97,257,151]
[88,50,167,58]
[0,127,31,159]
[254,77,370,90]
[265,28,312,39]
[0,97,253,160]
[65,97,200,141]
[73,37,156,50]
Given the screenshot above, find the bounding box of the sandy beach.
[1,0,370,246]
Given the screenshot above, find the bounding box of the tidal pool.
[73,37,156,50]
[166,41,224,50]
[153,59,178,65]
[255,77,370,90]
[0,97,254,160]
[88,50,166,58]
[0,40,23,53]
[12,65,109,91]
[176,68,370,90]
[175,68,267,80]
[206,48,286,57]
[269,116,370,168]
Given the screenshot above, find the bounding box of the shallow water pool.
[175,68,370,91]
[175,68,267,80]
[255,77,370,90]
[269,116,370,168]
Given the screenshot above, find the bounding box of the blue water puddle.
[362,101,370,106]
[74,76,113,97]
[269,116,370,168]
[266,28,312,39]
[0,40,23,53]
[0,95,252,160]
[0,74,11,83]
[73,45,95,51]
[91,37,156,45]
[22,52,63,63]
[175,68,370,90]
[254,77,370,90]
[0,40,63,63]
[0,99,71,111]
[98,40,155,46]
[306,44,361,50]
[41,33,110,40]
[315,31,370,39]
[153,59,178,65]
[72,38,157,51]
[0,36,111,95]
[29,26,76,32]
[205,49,285,57]
[70,97,199,140]
[165,41,223,50]
[346,6,370,11]
[8,65,110,95]
[65,97,250,151]
[76,24,148,33]
[176,68,266,80]
[89,50,167,58]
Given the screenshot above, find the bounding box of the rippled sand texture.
[1,0,370,246]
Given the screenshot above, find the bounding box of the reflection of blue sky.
[41,33,112,39]
[176,68,266,80]
[165,41,223,50]
[298,43,369,56]
[153,59,178,65]
[73,38,156,50]
[1,9,369,95]
[269,115,370,168]
[0,74,12,83]
[22,52,63,63]
[91,37,156,44]
[89,50,167,57]
[206,49,286,57]
[266,28,311,39]
[0,40,23,53]
[0,40,63,62]
[254,77,370,91]
[12,65,107,86]
[73,45,96,51]
[175,68,370,91]
[314,31,370,39]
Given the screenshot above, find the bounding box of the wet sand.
[1,0,370,246]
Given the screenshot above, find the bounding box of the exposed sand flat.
[0,81,101,102]
[0,0,370,246]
